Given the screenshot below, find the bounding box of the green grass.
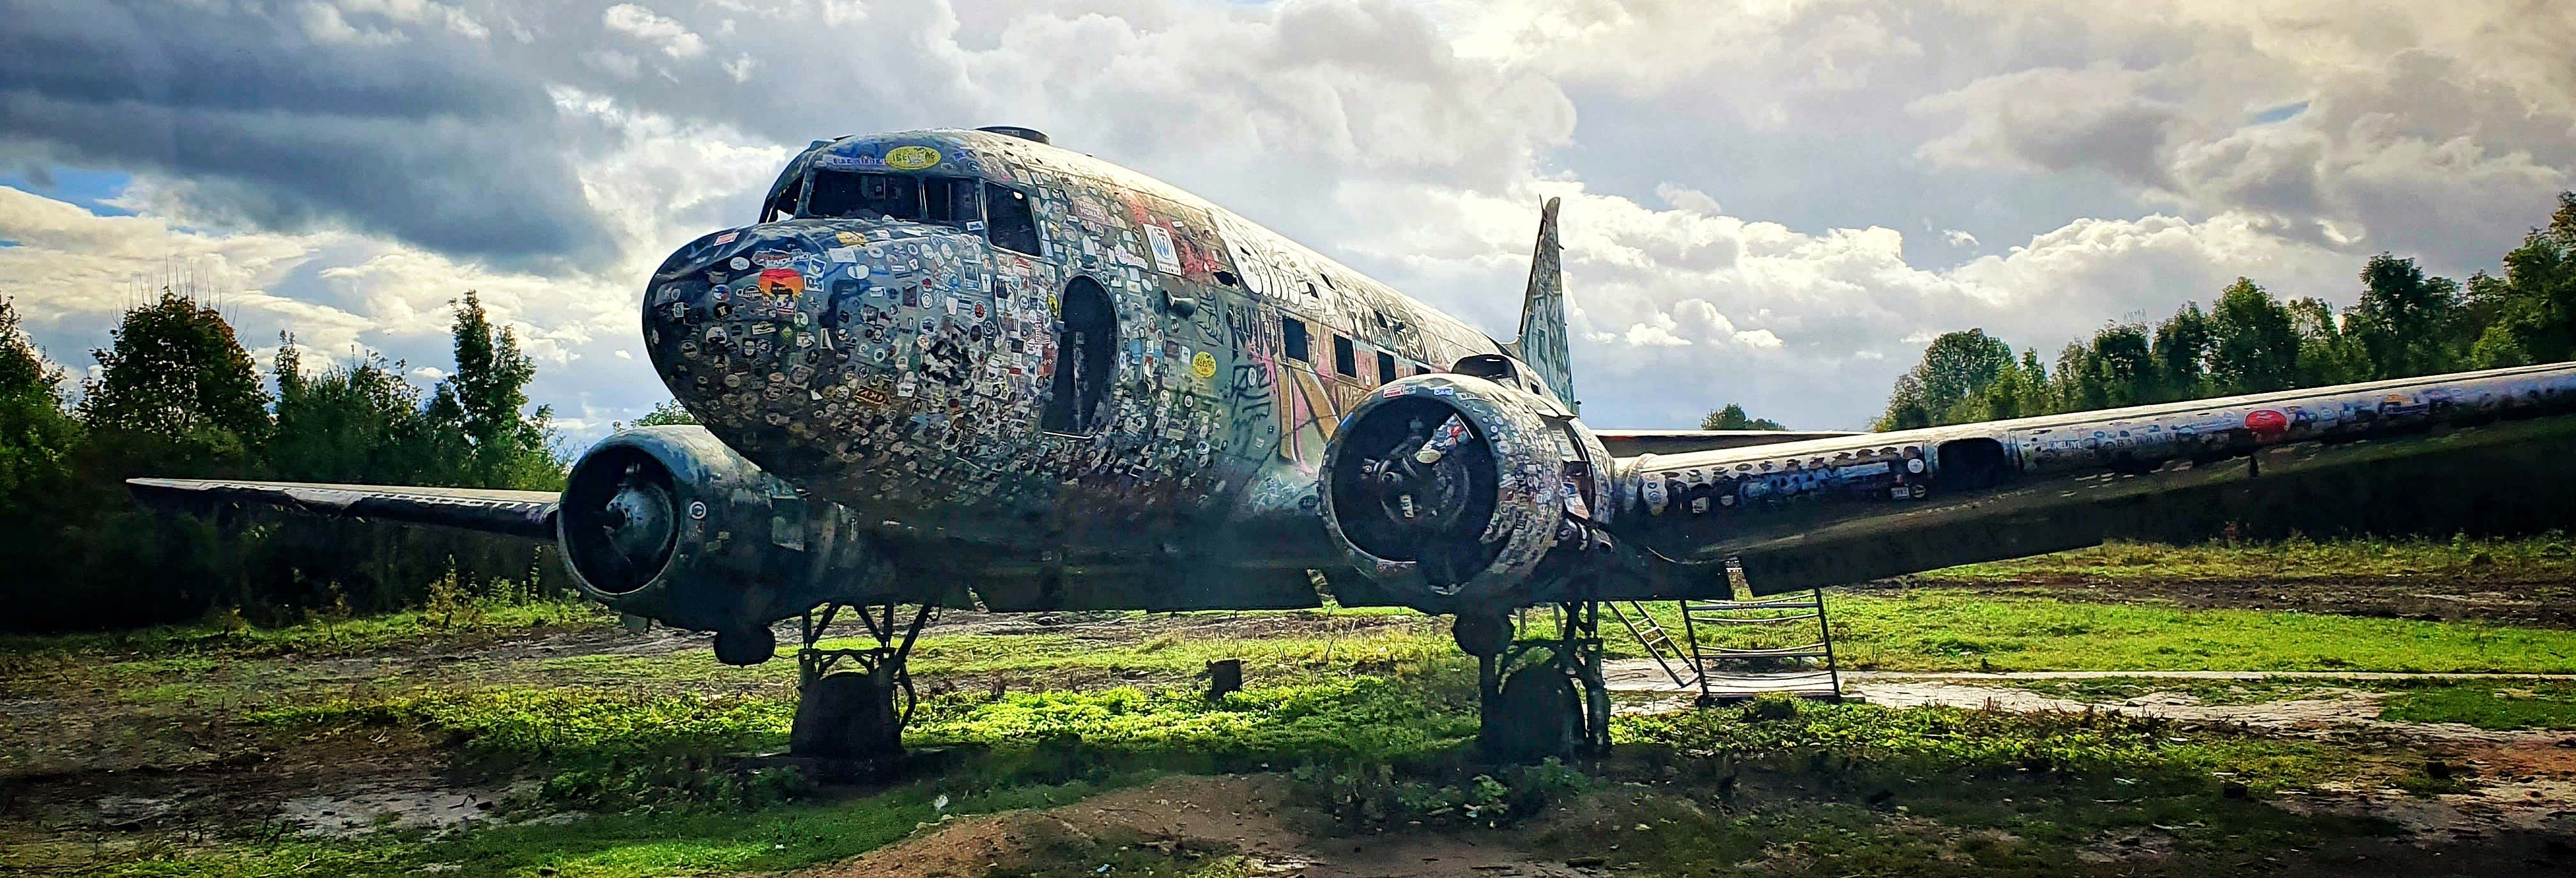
[0,597,611,668]
[1796,589,2576,672]
[1982,675,2365,705]
[1919,534,2576,583]
[896,625,1453,679]
[67,774,1122,878]
[1583,695,2404,877]
[85,671,1483,877]
[2378,681,2576,730]
[912,674,1480,766]
[1615,695,2357,790]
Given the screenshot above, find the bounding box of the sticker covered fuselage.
[641,129,1501,560]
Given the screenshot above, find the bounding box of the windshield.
[803,171,979,226]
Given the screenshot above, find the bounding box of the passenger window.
[1283,318,1310,363]
[983,185,1043,255]
[1333,336,1357,378]
[1376,351,1397,385]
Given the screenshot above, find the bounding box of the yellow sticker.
[836,231,865,245]
[1192,350,1217,379]
[885,145,942,171]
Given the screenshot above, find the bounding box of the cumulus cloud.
[601,4,705,58]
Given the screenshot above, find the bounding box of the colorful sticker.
[1143,224,1180,274]
[757,268,804,297]
[885,145,941,171]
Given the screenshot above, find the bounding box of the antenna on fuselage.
[976,126,1050,144]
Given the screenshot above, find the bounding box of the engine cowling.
[558,426,888,655]
[1319,373,1613,609]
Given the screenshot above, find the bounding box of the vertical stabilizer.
[1508,197,1575,411]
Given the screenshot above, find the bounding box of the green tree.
[1875,329,2015,429]
[631,399,698,427]
[2347,253,2464,379]
[2464,192,2576,367]
[427,291,562,489]
[0,299,78,495]
[270,338,436,485]
[1956,351,2051,423]
[2206,279,2301,395]
[2043,322,2152,414]
[1878,374,1934,431]
[2149,303,2211,403]
[77,292,270,453]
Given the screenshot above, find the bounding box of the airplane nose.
[641,220,1028,508]
[646,229,860,434]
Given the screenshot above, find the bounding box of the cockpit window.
[804,171,910,219]
[790,164,1043,257]
[984,185,1042,256]
[806,172,983,225]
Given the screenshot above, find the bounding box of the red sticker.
[2244,409,2290,440]
[757,268,805,297]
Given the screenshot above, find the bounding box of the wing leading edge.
[126,479,560,541]
[1606,361,2576,597]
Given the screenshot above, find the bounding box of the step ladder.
[1604,560,1843,702]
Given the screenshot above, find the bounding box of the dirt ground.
[798,774,1591,878]
[8,606,2576,875]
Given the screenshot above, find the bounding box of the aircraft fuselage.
[643,128,1512,572]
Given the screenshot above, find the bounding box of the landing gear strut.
[790,602,933,760]
[1457,602,1612,764]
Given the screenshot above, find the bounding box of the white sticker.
[1144,224,1180,274]
[689,500,708,520]
[826,247,858,263]
[729,256,750,270]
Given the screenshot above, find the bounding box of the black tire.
[790,671,901,759]
[1452,612,1513,658]
[1483,664,1581,764]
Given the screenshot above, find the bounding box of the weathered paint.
[645,128,1518,569]
[1606,361,2576,597]
[129,127,2576,633]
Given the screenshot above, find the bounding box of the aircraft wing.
[126,479,560,541]
[1607,362,2576,597]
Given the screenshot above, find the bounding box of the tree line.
[1870,193,2576,431]
[0,290,566,632]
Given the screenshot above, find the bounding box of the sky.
[0,0,2570,443]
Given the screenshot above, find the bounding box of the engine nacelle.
[1320,373,1613,609]
[558,426,887,653]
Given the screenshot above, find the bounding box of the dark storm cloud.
[0,0,601,263]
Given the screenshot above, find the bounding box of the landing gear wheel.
[790,602,931,762]
[790,670,901,759]
[1453,612,1512,658]
[714,626,776,666]
[1484,664,1582,764]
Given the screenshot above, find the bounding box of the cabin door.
[1043,277,1117,436]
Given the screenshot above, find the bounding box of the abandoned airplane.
[132,127,2576,760]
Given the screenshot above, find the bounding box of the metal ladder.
[1677,589,1842,701]
[1604,561,1843,702]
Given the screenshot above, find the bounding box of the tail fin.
[1506,197,1575,411]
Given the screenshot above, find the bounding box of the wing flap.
[126,479,560,541]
